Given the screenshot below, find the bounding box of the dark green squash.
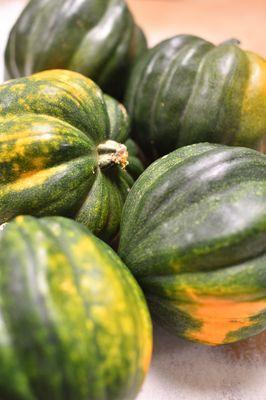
[119,143,266,345]
[0,69,142,241]
[126,35,266,160]
[5,0,147,100]
[0,215,152,400]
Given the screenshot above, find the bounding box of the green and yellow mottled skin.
[126,35,266,160]
[0,69,142,241]
[119,143,266,345]
[5,0,147,99]
[0,216,152,400]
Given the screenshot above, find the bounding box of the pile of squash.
[0,0,265,398]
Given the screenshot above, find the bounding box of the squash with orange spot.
[0,215,152,399]
[119,143,266,345]
[126,35,266,160]
[0,70,143,242]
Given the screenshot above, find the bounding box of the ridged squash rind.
[5,0,147,99]
[126,35,266,159]
[0,215,152,400]
[119,143,266,345]
[0,69,140,241]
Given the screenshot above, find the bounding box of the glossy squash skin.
[126,35,266,160]
[0,69,137,242]
[5,0,147,100]
[119,143,266,345]
[0,216,152,400]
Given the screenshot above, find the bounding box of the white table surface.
[0,2,265,399]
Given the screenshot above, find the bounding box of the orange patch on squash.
[178,291,266,345]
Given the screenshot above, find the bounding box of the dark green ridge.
[179,43,249,146]
[125,37,201,157]
[125,41,175,156]
[126,35,214,157]
[119,144,266,277]
[70,4,134,83]
[104,93,145,180]
[123,181,266,277]
[125,42,156,122]
[0,216,152,400]
[123,162,266,256]
[125,139,145,180]
[121,146,266,239]
[76,171,115,238]
[152,39,214,155]
[5,0,147,99]
[5,0,41,78]
[119,143,223,249]
[5,0,108,77]
[76,169,129,242]
[104,94,129,143]
[119,144,266,249]
[0,75,109,144]
[125,34,263,159]
[116,166,135,193]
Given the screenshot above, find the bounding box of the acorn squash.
[5,0,147,100]
[0,215,152,400]
[119,143,266,345]
[0,69,141,241]
[126,35,266,159]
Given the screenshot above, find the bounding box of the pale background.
[0,1,265,399]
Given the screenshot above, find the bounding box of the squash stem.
[98,140,128,170]
[220,38,241,46]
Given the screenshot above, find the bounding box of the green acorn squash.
[0,215,152,400]
[5,0,147,100]
[126,35,266,160]
[0,69,142,241]
[119,143,266,345]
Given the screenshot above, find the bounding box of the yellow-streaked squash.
[0,216,152,399]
